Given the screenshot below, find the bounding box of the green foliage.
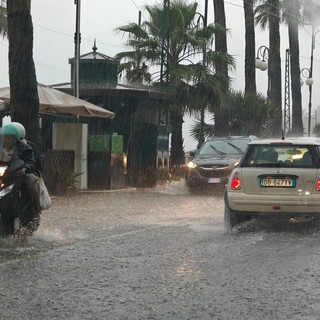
[190,91,275,140]
[58,170,83,188]
[228,91,275,137]
[115,0,234,165]
[190,120,215,141]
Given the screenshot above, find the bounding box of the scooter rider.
[10,122,42,177]
[0,123,41,231]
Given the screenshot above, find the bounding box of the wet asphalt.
[1,181,320,320]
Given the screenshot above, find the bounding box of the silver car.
[224,137,320,229]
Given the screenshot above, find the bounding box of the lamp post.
[305,26,320,136]
[255,45,270,99]
[74,0,81,98]
[300,67,314,136]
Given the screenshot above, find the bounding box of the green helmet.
[0,123,20,138]
[11,122,26,140]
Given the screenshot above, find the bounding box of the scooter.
[0,158,38,238]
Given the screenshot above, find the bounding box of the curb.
[78,188,137,194]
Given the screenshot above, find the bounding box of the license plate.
[208,178,221,184]
[260,178,296,188]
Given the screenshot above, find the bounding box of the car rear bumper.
[227,192,320,214]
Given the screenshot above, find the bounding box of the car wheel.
[224,190,247,230]
[224,202,239,231]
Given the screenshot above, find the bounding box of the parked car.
[224,137,320,230]
[186,136,258,194]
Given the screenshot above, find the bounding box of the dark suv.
[186,136,258,193]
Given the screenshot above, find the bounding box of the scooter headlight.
[0,165,7,177]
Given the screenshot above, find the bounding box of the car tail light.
[231,173,241,190]
[316,175,320,191]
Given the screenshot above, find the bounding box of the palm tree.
[190,119,215,141]
[255,0,282,137]
[213,0,232,137]
[228,91,275,137]
[301,0,320,25]
[6,0,40,147]
[115,20,152,85]
[243,0,256,95]
[117,57,152,85]
[268,0,282,137]
[191,91,275,139]
[116,0,234,165]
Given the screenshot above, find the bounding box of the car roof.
[207,135,258,141]
[248,137,320,146]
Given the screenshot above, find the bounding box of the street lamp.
[300,68,313,86]
[305,26,320,136]
[300,67,314,136]
[255,45,270,99]
[255,45,269,71]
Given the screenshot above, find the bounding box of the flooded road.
[1,181,320,319]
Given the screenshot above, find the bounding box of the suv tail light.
[231,173,241,190]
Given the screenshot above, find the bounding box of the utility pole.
[74,0,81,98]
[197,0,208,149]
[284,49,291,135]
[308,26,315,137]
[161,0,170,85]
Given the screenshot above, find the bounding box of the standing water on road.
[1,181,320,319]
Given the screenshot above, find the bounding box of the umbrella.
[0,83,115,119]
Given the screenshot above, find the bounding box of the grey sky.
[0,0,318,149]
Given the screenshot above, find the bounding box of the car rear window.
[241,145,319,168]
[198,139,249,156]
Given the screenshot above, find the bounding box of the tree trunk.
[169,107,185,166]
[7,0,40,148]
[243,0,256,95]
[213,0,229,136]
[288,0,303,135]
[269,0,282,137]
[213,0,228,76]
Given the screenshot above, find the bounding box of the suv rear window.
[241,145,319,168]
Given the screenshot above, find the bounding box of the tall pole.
[308,26,315,137]
[160,0,169,86]
[197,0,208,149]
[284,49,291,135]
[165,0,170,84]
[74,0,81,98]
